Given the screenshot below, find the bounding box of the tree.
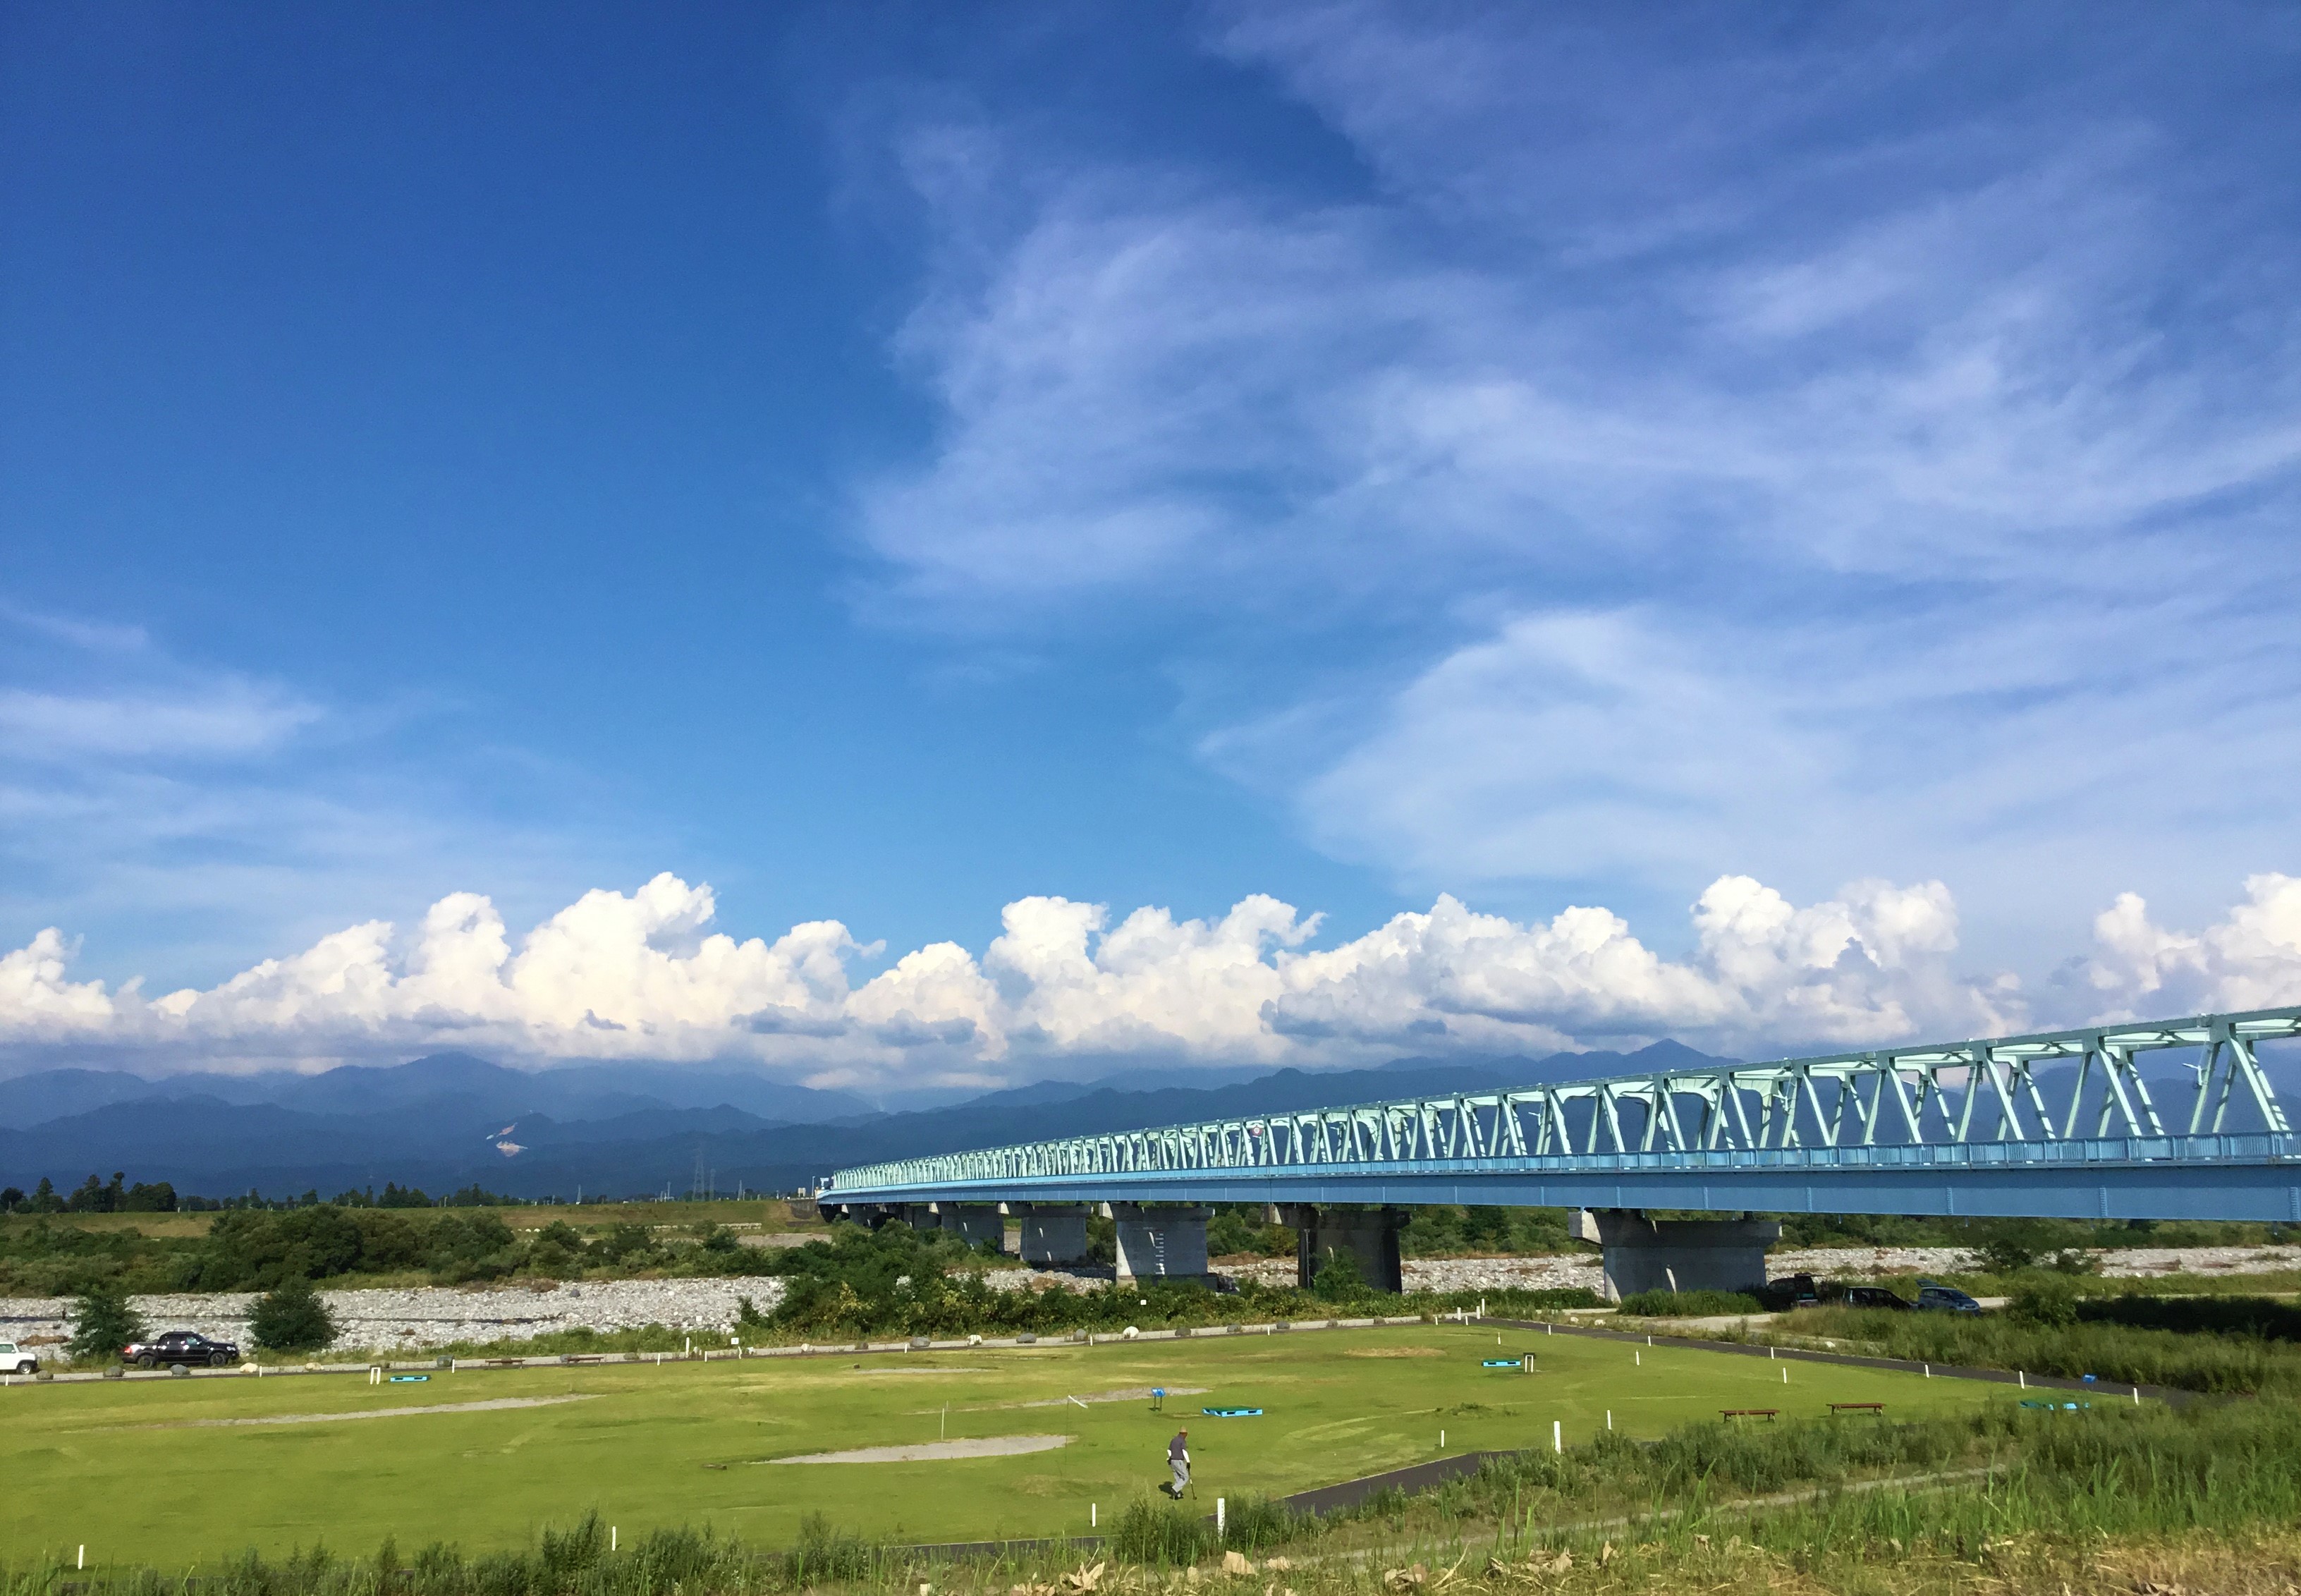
[1311,1247,1366,1301]
[2008,1278,2079,1327]
[67,1284,146,1365]
[249,1278,338,1352]
[121,1180,177,1213]
[1970,1218,2053,1276]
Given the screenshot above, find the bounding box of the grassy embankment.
[1711,1297,2301,1397]
[0,1322,1998,1563]
[4,1346,2297,1596]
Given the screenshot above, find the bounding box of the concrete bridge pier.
[1014,1203,1093,1264]
[1112,1204,1211,1281]
[1571,1209,1780,1303]
[1288,1205,1407,1294]
[937,1205,1008,1250]
[892,1202,1006,1249]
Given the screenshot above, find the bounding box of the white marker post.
[1606,1410,1612,1430]
[1092,1504,1097,1529]
[78,1548,85,1571]
[1781,1367,1788,1384]
[1216,1499,1226,1539]
[1551,1420,1562,1454]
[611,1528,618,1552]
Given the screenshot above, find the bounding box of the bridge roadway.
[820,1006,2301,1225]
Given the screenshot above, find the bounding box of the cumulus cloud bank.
[7,872,2296,1086]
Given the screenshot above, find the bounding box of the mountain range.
[10,1037,2282,1202]
[0,1044,1724,1200]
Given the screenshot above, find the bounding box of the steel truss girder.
[824,1006,2301,1221]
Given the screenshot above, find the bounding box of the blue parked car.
[1916,1281,1983,1314]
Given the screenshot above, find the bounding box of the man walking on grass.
[1165,1428,1190,1497]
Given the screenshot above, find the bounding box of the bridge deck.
[824,1007,2301,1222]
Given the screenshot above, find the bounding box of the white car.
[0,1341,38,1375]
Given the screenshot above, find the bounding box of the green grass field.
[1,1325,2010,1567]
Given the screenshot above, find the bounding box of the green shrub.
[1472,1286,1602,1312]
[249,1278,338,1352]
[1616,1288,1764,1317]
[1310,1248,1367,1300]
[1206,1206,1295,1257]
[2008,1278,2079,1327]
[1398,1204,1575,1257]
[65,1282,145,1365]
[2077,1293,2301,1340]
[0,1214,185,1297]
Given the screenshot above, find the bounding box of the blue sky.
[4,3,2300,1085]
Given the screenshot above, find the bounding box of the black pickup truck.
[123,1331,242,1369]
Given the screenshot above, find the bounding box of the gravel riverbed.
[4,1245,2292,1353]
[1220,1244,2301,1293]
[0,1277,787,1353]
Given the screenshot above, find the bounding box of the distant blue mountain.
[0,1041,1743,1201]
[0,1053,871,1132]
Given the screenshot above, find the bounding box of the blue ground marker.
[1202,1407,1264,1417]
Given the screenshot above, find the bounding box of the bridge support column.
[1112,1205,1211,1281]
[1015,1204,1092,1265]
[1289,1206,1406,1295]
[1572,1210,1779,1303]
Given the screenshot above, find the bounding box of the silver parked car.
[1916,1281,1983,1314]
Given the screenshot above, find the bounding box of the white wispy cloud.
[0,682,322,762]
[846,3,2301,971]
[6,870,2290,1085]
[0,602,659,990]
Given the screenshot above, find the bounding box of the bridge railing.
[826,1006,2301,1197]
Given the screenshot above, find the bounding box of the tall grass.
[1759,1302,2301,1394]
[16,1402,2301,1595]
[1613,1289,1762,1317]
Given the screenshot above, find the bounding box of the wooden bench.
[1720,1408,1778,1421]
[1829,1402,1886,1415]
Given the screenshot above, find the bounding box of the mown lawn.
[0,1324,2004,1565]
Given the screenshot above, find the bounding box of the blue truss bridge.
[823,1006,2301,1223]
